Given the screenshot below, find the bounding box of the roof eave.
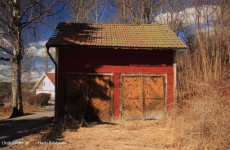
[31,74,46,92]
[46,44,187,50]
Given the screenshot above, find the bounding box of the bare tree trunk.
[10,0,23,117]
[141,0,151,24]
[111,0,160,24]
[122,0,127,24]
[11,57,23,117]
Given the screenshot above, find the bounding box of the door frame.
[65,72,114,121]
[119,73,168,120]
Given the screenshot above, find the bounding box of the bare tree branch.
[0,45,13,55]
[21,0,62,29]
[20,0,43,20]
[0,56,10,61]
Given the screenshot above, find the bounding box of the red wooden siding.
[57,47,174,120]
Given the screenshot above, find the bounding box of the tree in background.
[68,0,107,23]
[21,50,37,86]
[155,0,186,34]
[110,0,163,24]
[0,0,65,117]
[176,0,230,87]
[109,0,189,36]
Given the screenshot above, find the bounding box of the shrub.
[28,93,51,107]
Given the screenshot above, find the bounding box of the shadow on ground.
[0,105,54,148]
[0,103,117,149]
[40,118,118,142]
[0,117,53,148]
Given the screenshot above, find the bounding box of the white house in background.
[32,73,55,100]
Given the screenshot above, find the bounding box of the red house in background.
[46,22,187,121]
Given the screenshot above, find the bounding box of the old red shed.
[46,22,187,121]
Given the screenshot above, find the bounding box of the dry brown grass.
[9,80,230,150]
[9,94,230,150]
[168,83,230,150]
[174,45,230,150]
[173,3,230,147]
[10,120,180,150]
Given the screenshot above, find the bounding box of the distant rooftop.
[45,73,55,86]
[31,73,55,92]
[46,22,187,49]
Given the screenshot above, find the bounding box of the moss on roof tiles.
[46,22,187,49]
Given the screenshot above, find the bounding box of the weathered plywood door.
[121,75,165,120]
[66,74,112,122]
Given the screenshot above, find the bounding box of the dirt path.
[0,104,54,150]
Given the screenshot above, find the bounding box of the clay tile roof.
[46,22,187,49]
[45,73,55,85]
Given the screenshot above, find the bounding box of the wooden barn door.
[143,76,165,119]
[121,75,166,120]
[66,74,112,122]
[89,75,112,122]
[121,76,144,120]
